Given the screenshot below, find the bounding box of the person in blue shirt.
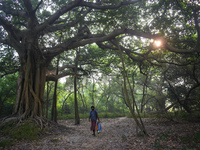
[89,106,100,136]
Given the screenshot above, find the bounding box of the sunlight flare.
[154,40,162,47]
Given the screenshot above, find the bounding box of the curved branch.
[36,0,81,33]
[0,39,10,45]
[0,6,28,19]
[33,0,43,13]
[164,42,197,53]
[23,0,34,14]
[46,72,83,81]
[79,0,140,10]
[43,28,199,59]
[193,9,200,47]
[0,16,21,40]
[0,69,19,78]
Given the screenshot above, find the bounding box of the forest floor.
[3,117,200,150]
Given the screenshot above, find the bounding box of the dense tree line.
[0,0,200,134]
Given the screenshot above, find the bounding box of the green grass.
[0,139,13,150]
[58,112,125,120]
[0,120,42,140]
[180,131,200,148]
[98,113,124,118]
[126,112,150,118]
[0,119,44,149]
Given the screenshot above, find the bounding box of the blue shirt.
[89,110,97,121]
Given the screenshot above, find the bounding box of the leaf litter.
[2,117,200,150]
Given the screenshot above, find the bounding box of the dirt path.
[7,117,136,150]
[6,117,200,149]
[57,117,135,150]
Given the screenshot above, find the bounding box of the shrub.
[0,120,42,141]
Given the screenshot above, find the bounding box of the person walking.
[89,106,100,136]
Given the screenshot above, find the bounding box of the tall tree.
[74,50,80,125]
[51,55,60,122]
[0,0,141,121]
[1,0,200,123]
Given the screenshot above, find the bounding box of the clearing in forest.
[4,117,200,150]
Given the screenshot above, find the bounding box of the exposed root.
[0,114,56,130]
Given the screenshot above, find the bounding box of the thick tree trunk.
[13,50,46,120]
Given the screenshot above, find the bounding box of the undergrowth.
[58,112,124,120]
[0,119,45,149]
[180,131,200,148]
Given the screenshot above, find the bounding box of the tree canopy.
[0,0,200,132]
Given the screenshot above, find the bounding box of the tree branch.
[79,0,140,10]
[0,39,10,45]
[0,6,28,19]
[0,16,21,45]
[23,0,34,14]
[36,0,81,33]
[0,69,19,78]
[193,9,200,47]
[33,0,43,13]
[46,72,83,81]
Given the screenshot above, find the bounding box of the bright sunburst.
[154,40,161,47]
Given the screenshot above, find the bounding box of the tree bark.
[46,81,49,119]
[51,55,60,122]
[14,49,46,120]
[74,50,80,125]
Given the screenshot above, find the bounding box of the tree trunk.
[51,80,58,122]
[92,77,95,106]
[74,50,80,125]
[51,55,60,122]
[0,100,3,117]
[141,75,148,113]
[46,81,49,119]
[14,50,46,120]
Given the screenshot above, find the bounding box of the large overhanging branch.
[58,65,88,75]
[0,69,19,78]
[43,28,200,59]
[42,8,92,35]
[125,29,200,53]
[0,16,21,40]
[35,0,81,33]
[79,0,140,10]
[193,9,200,47]
[164,40,198,53]
[43,29,127,57]
[37,0,140,34]
[46,72,83,81]
[0,5,28,19]
[0,39,10,45]
[23,0,34,15]
[97,41,143,63]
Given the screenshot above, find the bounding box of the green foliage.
[50,138,60,143]
[0,74,17,118]
[0,120,42,141]
[0,47,19,77]
[98,113,124,118]
[58,113,125,120]
[121,134,128,142]
[126,112,150,118]
[0,139,13,150]
[154,139,161,150]
[180,131,200,148]
[157,131,171,140]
